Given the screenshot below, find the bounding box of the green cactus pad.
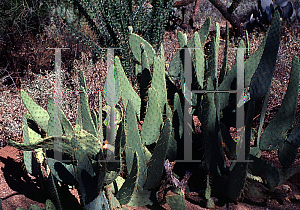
[198,17,211,46]
[116,153,138,205]
[168,31,187,77]
[244,178,269,199]
[173,93,184,139]
[202,77,225,176]
[85,191,110,210]
[286,124,300,148]
[250,11,281,100]
[143,118,171,190]
[22,114,40,176]
[16,205,44,210]
[191,31,205,89]
[278,165,300,186]
[249,155,280,190]
[105,184,121,209]
[71,135,100,207]
[129,33,155,65]
[151,56,167,113]
[124,99,147,188]
[46,156,76,186]
[260,56,299,151]
[45,199,56,210]
[72,129,102,160]
[47,97,62,138]
[219,21,229,84]
[278,141,298,168]
[20,90,49,132]
[141,87,163,145]
[165,186,186,210]
[103,66,121,107]
[226,100,254,200]
[115,56,141,121]
[9,136,74,155]
[77,86,98,137]
[127,189,153,207]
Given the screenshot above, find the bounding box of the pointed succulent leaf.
[79,70,88,91]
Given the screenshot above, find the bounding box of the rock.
[297,8,300,19]
[281,1,294,20]
[289,193,300,203]
[275,0,288,8]
[259,0,274,12]
[276,184,292,193]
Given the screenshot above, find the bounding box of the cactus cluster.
[7,10,300,210]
